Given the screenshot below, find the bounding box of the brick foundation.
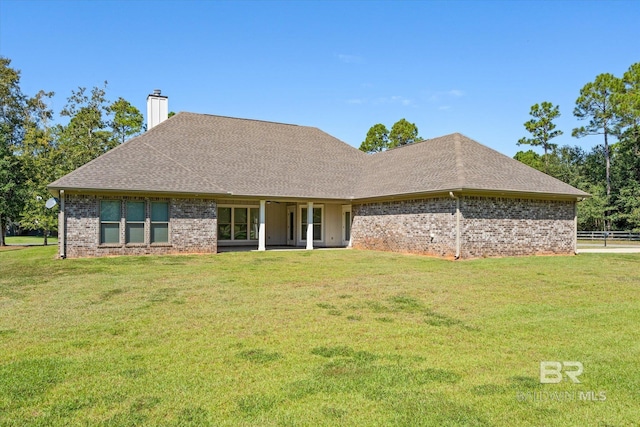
[60,194,217,258]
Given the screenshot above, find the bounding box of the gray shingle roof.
[356,133,589,199]
[49,112,589,200]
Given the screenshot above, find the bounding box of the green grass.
[3,235,58,246]
[1,247,639,426]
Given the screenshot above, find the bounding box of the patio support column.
[258,200,266,251]
[306,201,314,250]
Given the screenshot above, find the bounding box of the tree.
[572,73,625,207]
[620,62,640,131]
[18,90,58,245]
[517,102,563,172]
[0,57,28,246]
[359,123,389,153]
[360,119,421,153]
[611,184,640,231]
[0,140,26,245]
[548,145,586,188]
[617,62,640,170]
[389,118,420,148]
[108,97,144,144]
[56,83,114,174]
[578,184,607,231]
[513,149,544,171]
[514,145,586,189]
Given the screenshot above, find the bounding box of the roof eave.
[352,187,590,203]
[46,186,357,202]
[46,186,231,199]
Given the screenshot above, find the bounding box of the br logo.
[540,361,584,384]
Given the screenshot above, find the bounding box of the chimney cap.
[153,89,161,96]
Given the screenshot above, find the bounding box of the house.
[48,91,589,259]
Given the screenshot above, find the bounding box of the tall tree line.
[0,57,144,245]
[516,62,640,231]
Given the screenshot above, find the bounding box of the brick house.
[48,91,589,259]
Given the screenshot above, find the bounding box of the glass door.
[287,206,295,246]
[342,205,352,247]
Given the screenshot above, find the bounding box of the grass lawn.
[3,236,58,246]
[1,247,639,426]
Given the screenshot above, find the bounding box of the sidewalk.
[578,247,640,253]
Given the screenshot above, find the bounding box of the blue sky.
[1,0,639,156]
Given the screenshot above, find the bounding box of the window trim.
[98,199,172,248]
[298,204,324,243]
[217,205,260,242]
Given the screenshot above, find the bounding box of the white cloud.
[345,94,415,107]
[374,95,414,106]
[438,105,452,111]
[428,89,465,102]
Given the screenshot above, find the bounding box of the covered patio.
[216,199,353,252]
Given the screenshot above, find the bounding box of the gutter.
[46,187,355,204]
[449,192,461,259]
[574,197,584,255]
[353,188,589,205]
[59,190,66,259]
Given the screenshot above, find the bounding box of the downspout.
[450,192,460,259]
[59,190,66,259]
[574,198,580,255]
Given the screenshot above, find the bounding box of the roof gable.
[355,133,587,199]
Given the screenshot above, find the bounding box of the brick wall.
[351,196,576,258]
[351,198,457,257]
[460,196,575,258]
[60,194,217,258]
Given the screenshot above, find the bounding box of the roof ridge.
[383,138,428,152]
[180,111,302,127]
[454,133,466,188]
[380,132,464,153]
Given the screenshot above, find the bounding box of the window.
[234,208,247,239]
[151,202,169,243]
[100,200,121,244]
[217,206,259,241]
[249,208,259,240]
[344,210,351,242]
[126,201,145,243]
[218,207,232,240]
[301,206,322,241]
